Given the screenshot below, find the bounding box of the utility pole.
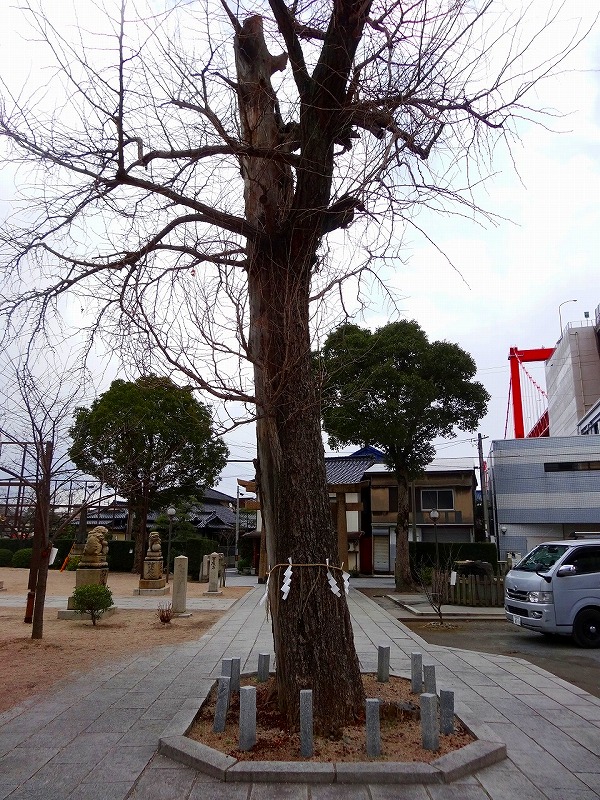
[477,433,490,541]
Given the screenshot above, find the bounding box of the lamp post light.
[558,299,577,335]
[429,508,440,572]
[165,506,176,584]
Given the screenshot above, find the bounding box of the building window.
[544,461,600,472]
[421,489,454,511]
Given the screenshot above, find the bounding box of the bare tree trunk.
[236,16,364,733]
[133,488,150,574]
[394,471,415,591]
[32,443,53,639]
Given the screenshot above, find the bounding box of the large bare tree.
[0,0,591,730]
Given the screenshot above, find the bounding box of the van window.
[561,547,600,575]
[514,544,569,572]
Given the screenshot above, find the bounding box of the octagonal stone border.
[158,673,506,784]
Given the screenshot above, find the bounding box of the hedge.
[1,534,222,575]
[0,548,13,567]
[0,539,35,555]
[409,541,499,575]
[171,537,220,577]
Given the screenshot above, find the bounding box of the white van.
[504,540,600,647]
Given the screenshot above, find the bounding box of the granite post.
[213,676,231,733]
[172,556,188,615]
[411,652,423,694]
[239,686,257,751]
[366,698,381,757]
[299,690,313,758]
[423,663,437,695]
[421,693,439,751]
[377,645,390,683]
[257,653,270,682]
[440,689,455,735]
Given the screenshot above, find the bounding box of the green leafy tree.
[319,321,489,589]
[69,376,228,571]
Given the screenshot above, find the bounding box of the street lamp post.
[558,299,577,336]
[429,508,440,572]
[165,506,176,585]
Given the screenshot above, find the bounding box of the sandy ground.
[0,568,249,715]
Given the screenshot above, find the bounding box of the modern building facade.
[547,321,600,436]
[489,428,600,558]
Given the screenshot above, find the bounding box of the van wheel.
[573,609,600,648]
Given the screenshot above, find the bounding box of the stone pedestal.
[64,565,109,611]
[134,554,169,595]
[59,526,114,619]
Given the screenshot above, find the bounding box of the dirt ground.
[0,567,249,715]
[189,673,475,762]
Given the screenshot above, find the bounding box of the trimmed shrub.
[71,584,114,626]
[11,548,33,568]
[0,548,13,567]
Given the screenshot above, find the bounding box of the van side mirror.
[556,564,577,577]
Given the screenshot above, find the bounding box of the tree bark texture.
[235,16,365,733]
[394,471,415,591]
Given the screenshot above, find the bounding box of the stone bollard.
[221,659,232,698]
[366,698,381,757]
[411,652,423,693]
[230,657,241,694]
[172,556,189,615]
[257,653,270,683]
[377,645,390,683]
[423,664,437,695]
[213,676,231,733]
[300,690,313,758]
[239,686,257,751]
[420,693,439,751]
[440,689,455,735]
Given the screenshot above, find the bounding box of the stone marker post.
[204,552,223,596]
[172,556,188,615]
[213,676,231,733]
[423,664,437,694]
[377,645,390,682]
[440,689,455,735]
[300,690,313,758]
[257,653,270,682]
[239,686,257,751]
[230,657,241,694]
[421,693,439,751]
[411,652,423,694]
[366,698,381,757]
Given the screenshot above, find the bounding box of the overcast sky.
[1,2,599,499]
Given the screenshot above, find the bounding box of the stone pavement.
[1,580,600,799]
